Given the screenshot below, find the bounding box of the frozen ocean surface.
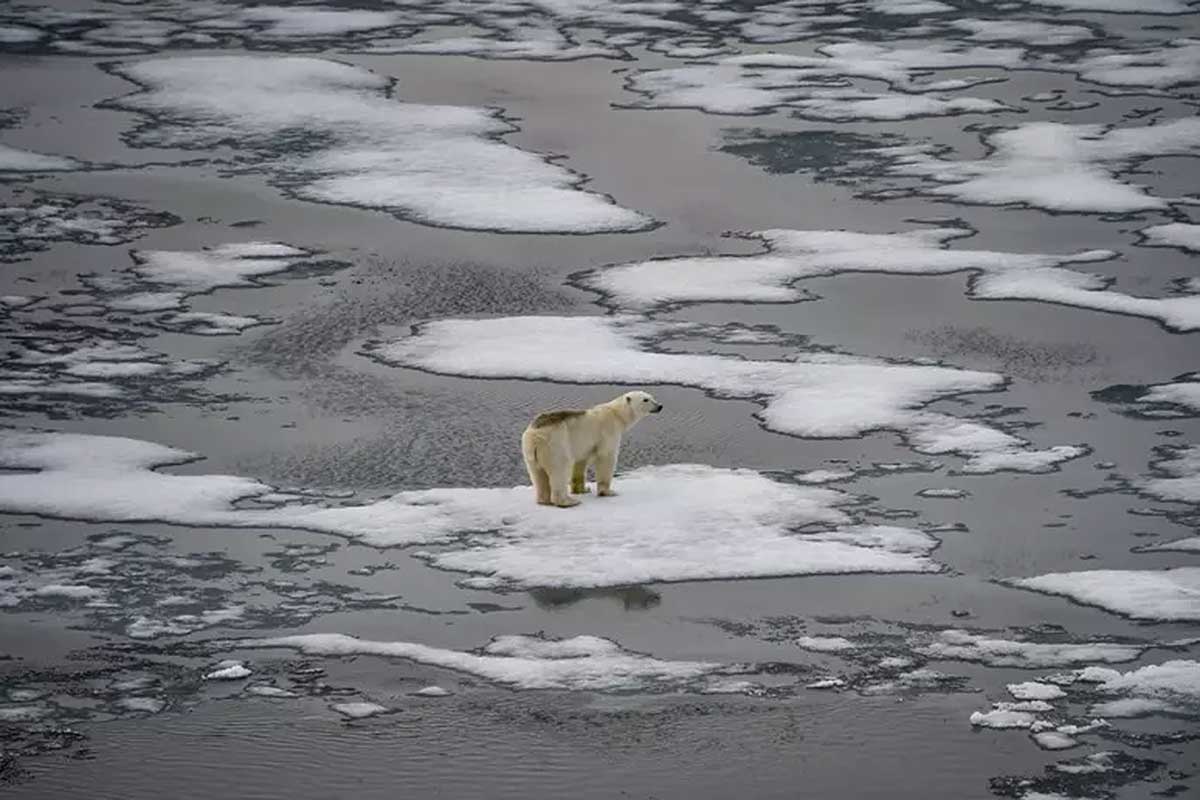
[0,0,1198,798]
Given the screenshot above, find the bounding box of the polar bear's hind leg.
[571,460,591,495]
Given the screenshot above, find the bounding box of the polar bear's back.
[530,409,587,429]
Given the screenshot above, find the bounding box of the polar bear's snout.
[651,403,663,413]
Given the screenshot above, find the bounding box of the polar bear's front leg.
[595,449,618,497]
[571,460,591,495]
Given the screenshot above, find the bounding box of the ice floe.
[1010,568,1200,621]
[1139,222,1200,253]
[1140,445,1200,503]
[1071,39,1200,90]
[1078,660,1200,718]
[882,119,1200,214]
[626,42,1024,119]
[332,701,390,719]
[0,143,80,172]
[371,314,1086,472]
[917,629,1144,667]
[950,19,1096,47]
[0,431,943,588]
[246,633,734,693]
[108,56,651,233]
[579,226,1200,332]
[203,660,252,680]
[0,194,178,261]
[1009,681,1068,701]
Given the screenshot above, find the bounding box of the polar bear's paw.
[553,495,582,508]
[597,488,618,497]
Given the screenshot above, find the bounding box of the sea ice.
[0,143,80,172]
[1009,681,1067,701]
[247,633,729,692]
[1140,222,1200,253]
[578,226,1196,331]
[371,315,1086,472]
[1010,568,1200,621]
[0,431,939,587]
[917,629,1144,667]
[332,701,390,719]
[203,660,252,681]
[883,119,1200,214]
[109,56,651,233]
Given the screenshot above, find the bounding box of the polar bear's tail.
[521,425,544,470]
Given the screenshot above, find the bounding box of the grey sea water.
[1,1,1198,797]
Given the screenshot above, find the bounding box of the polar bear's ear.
[626,396,631,403]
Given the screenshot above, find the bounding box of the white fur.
[521,391,662,507]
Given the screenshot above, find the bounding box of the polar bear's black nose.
[652,404,663,413]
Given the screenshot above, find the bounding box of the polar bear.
[521,390,663,507]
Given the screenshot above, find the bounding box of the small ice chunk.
[806,678,846,689]
[0,706,49,722]
[918,629,1143,667]
[1008,681,1067,701]
[794,635,857,653]
[969,706,1039,729]
[33,583,103,599]
[116,696,166,714]
[246,685,299,698]
[0,144,80,172]
[332,701,390,719]
[1032,731,1078,750]
[203,660,252,680]
[412,685,451,697]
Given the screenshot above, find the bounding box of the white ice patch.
[1009,681,1068,701]
[418,470,939,588]
[247,633,729,692]
[951,19,1095,47]
[580,226,1195,331]
[917,488,968,498]
[885,118,1200,214]
[1071,40,1200,90]
[131,243,308,292]
[236,6,404,38]
[32,583,103,600]
[0,24,43,43]
[1140,222,1200,253]
[1021,0,1193,10]
[413,685,451,697]
[1010,568,1200,621]
[870,0,953,14]
[969,705,1041,729]
[0,431,937,587]
[116,696,166,714]
[332,701,390,719]
[1141,445,1200,504]
[626,42,1022,119]
[203,660,252,681]
[109,56,651,233]
[372,315,1085,472]
[793,636,858,653]
[917,629,1144,667]
[246,685,298,698]
[0,144,80,172]
[1079,659,1200,718]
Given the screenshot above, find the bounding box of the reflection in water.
[529,585,662,611]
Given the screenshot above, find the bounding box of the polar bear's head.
[622,390,663,418]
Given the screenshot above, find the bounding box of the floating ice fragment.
[109,56,652,233]
[332,701,390,719]
[1010,568,1200,621]
[371,315,1084,473]
[246,633,725,692]
[203,660,252,680]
